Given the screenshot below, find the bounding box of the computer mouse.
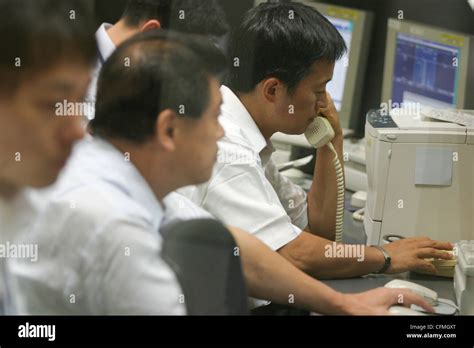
[385,279,438,305]
[388,305,427,316]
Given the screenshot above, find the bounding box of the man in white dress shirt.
[85,0,230,120]
[179,2,454,278]
[7,30,433,315]
[0,0,97,313]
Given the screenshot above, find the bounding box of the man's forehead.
[308,60,335,82]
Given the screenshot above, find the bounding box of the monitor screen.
[391,33,460,108]
[326,16,353,111]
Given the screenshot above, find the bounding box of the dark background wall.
[93,0,474,136]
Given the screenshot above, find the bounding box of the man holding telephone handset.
[179,2,454,286]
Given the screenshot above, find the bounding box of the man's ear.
[140,19,161,32]
[154,109,176,152]
[261,78,285,103]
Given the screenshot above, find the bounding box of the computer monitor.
[381,18,474,109]
[254,0,373,132]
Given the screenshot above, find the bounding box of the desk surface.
[322,193,456,303]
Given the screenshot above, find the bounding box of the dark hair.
[122,0,229,37]
[0,0,97,93]
[91,30,227,143]
[225,2,346,93]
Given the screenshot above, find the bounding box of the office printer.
[363,108,474,245]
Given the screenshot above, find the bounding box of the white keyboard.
[420,107,474,127]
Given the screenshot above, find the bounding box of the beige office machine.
[364,108,474,245]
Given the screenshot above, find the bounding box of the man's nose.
[318,93,329,109]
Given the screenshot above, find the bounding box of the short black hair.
[91,30,227,143]
[0,0,97,93]
[225,2,346,93]
[122,0,229,37]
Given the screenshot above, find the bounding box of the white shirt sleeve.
[264,159,308,230]
[198,162,301,251]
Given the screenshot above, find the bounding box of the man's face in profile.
[0,62,91,191]
[273,59,335,135]
[172,77,225,186]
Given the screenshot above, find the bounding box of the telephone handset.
[304,116,335,149]
[304,116,345,243]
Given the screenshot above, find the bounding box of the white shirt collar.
[220,85,276,166]
[95,23,116,63]
[220,85,268,154]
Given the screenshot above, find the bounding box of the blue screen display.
[391,33,460,107]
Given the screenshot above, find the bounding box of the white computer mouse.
[384,279,438,305]
[388,305,427,316]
